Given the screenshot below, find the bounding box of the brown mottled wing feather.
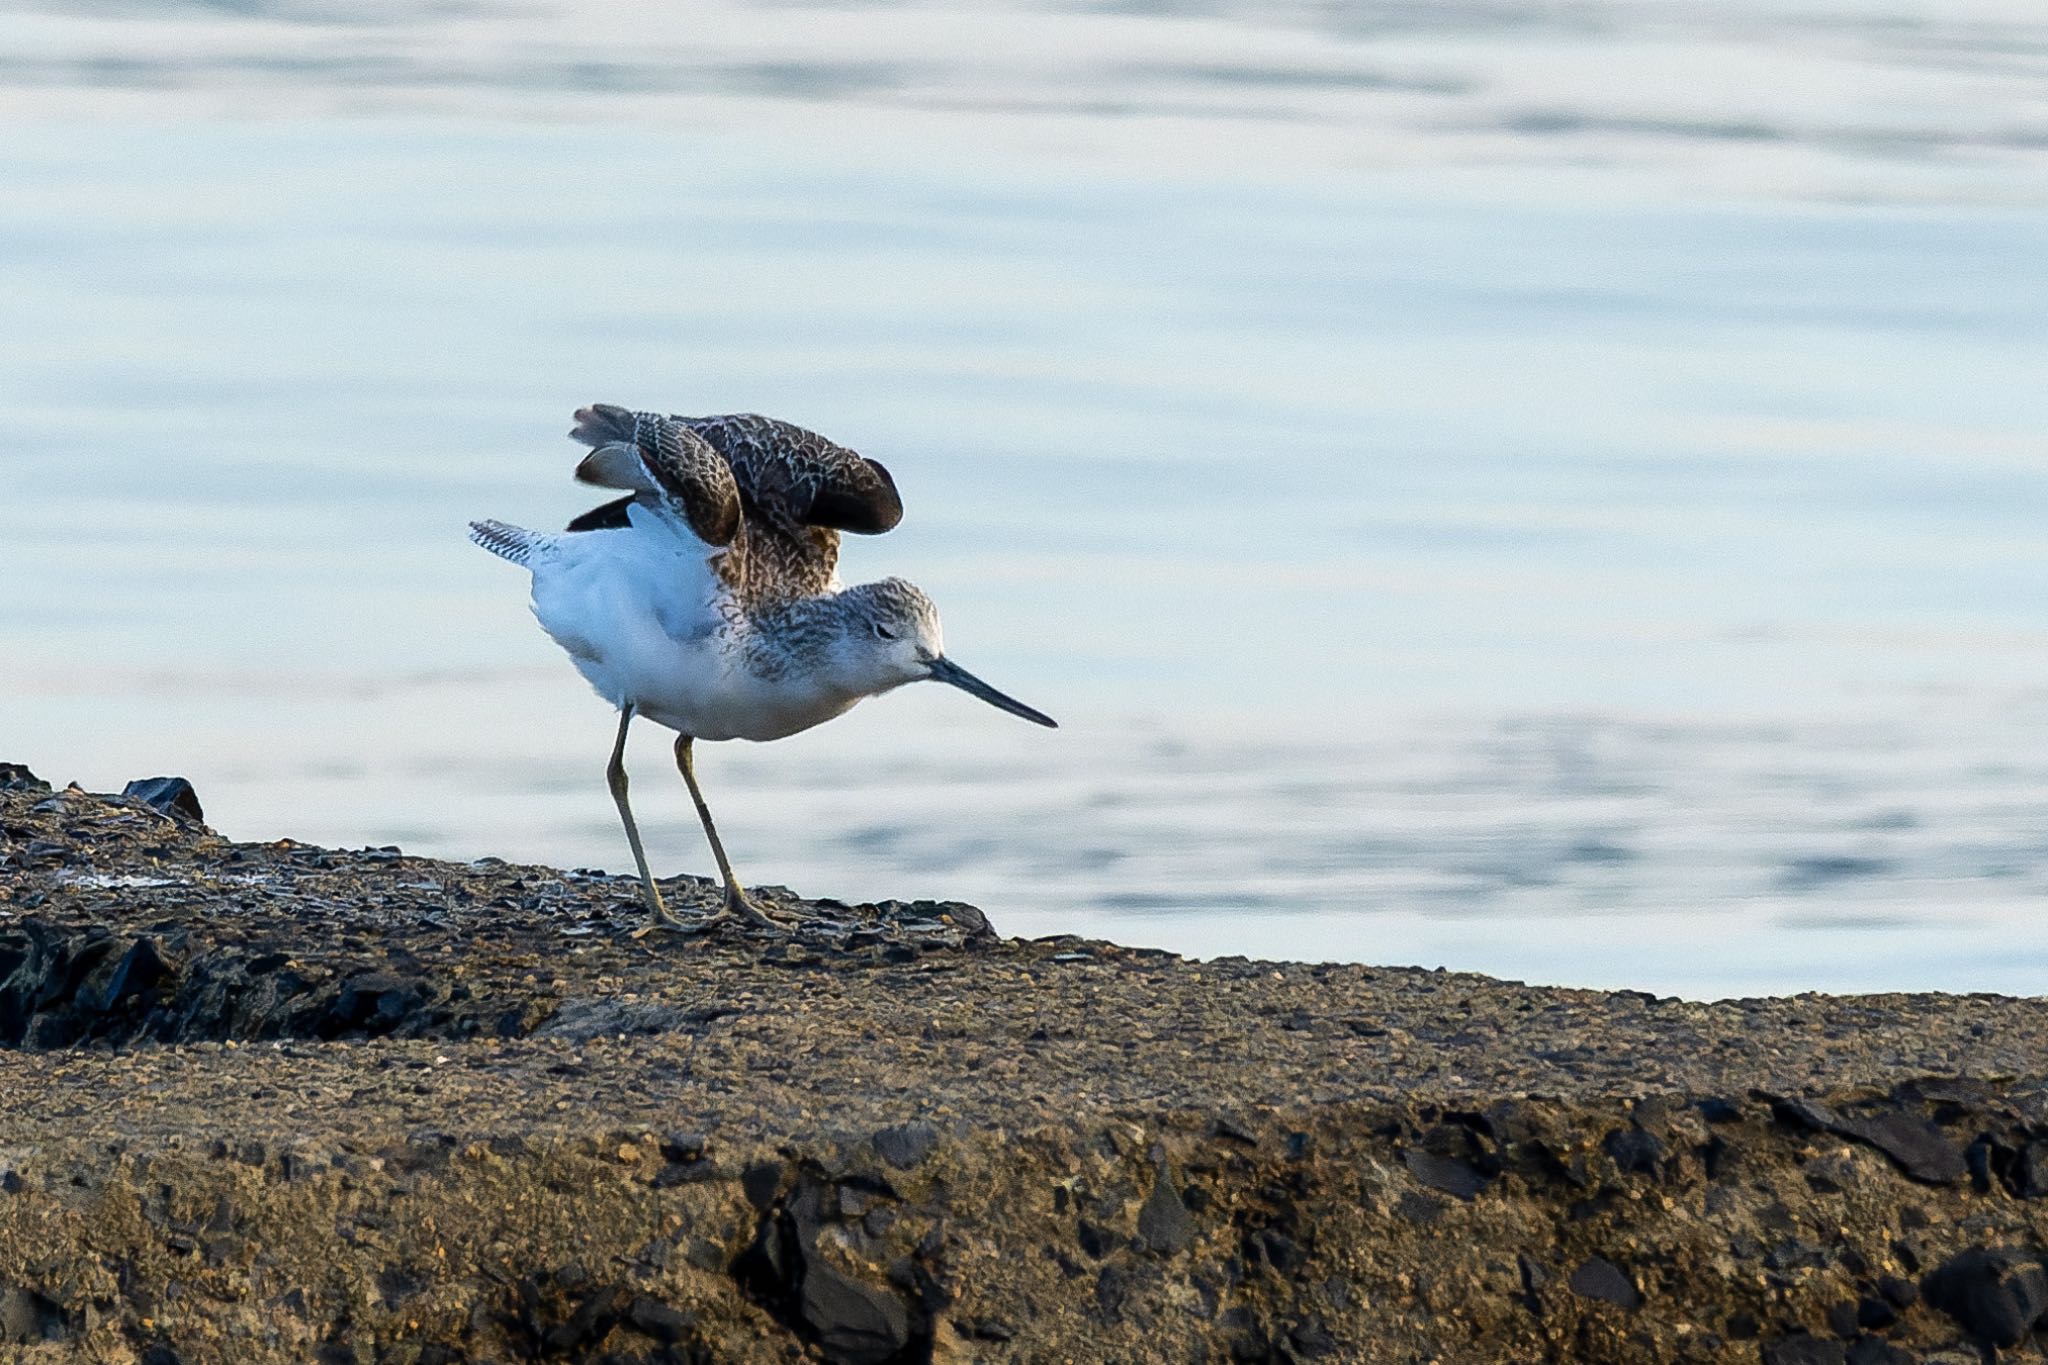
[568,404,741,547]
[671,413,903,600]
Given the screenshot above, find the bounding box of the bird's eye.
[873,623,897,641]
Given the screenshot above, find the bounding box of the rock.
[1603,1127,1666,1176]
[872,1121,938,1169]
[1762,1336,1846,1365]
[1922,1247,2048,1347]
[122,776,203,821]
[535,998,691,1040]
[1137,1163,1194,1254]
[741,1162,784,1212]
[1402,1148,1490,1201]
[1567,1257,1640,1310]
[0,1285,66,1344]
[1770,1096,1843,1132]
[623,1296,693,1344]
[1877,1274,1917,1309]
[2018,1139,2048,1198]
[0,764,47,793]
[80,938,172,1014]
[799,1258,910,1365]
[1844,1336,1914,1365]
[1833,1112,1967,1185]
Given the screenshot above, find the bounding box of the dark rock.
[1825,1300,1859,1337]
[1394,1191,1443,1224]
[1726,1309,1760,1339]
[1137,1163,1194,1254]
[799,1258,910,1365]
[1402,1148,1490,1201]
[1076,1220,1115,1259]
[1922,1247,2048,1347]
[871,1121,938,1169]
[741,1161,784,1212]
[0,1285,67,1344]
[1289,1316,1340,1356]
[1834,1112,1967,1185]
[1964,1137,1997,1192]
[623,1296,693,1344]
[80,939,172,1014]
[961,1316,1015,1341]
[1762,1336,1846,1365]
[1603,1127,1666,1176]
[122,777,203,822]
[1854,1294,1896,1330]
[1876,1274,1917,1309]
[1247,1229,1304,1274]
[0,764,47,793]
[1212,1116,1258,1145]
[659,1132,706,1164]
[1567,1257,1640,1310]
[1770,1096,1842,1132]
[1095,1263,1130,1319]
[2018,1140,2048,1198]
[1844,1337,1913,1365]
[1765,1239,1830,1272]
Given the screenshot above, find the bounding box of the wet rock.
[799,1258,910,1365]
[1402,1148,1490,1201]
[1567,1257,1639,1310]
[871,1121,938,1169]
[1922,1247,2048,1347]
[122,777,203,822]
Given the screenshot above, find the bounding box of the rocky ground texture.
[3,767,2048,1363]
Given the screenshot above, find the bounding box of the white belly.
[524,515,857,742]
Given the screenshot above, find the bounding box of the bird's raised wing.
[676,413,903,536]
[564,405,902,602]
[673,412,903,601]
[567,405,740,548]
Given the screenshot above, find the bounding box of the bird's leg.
[674,735,790,929]
[607,706,678,928]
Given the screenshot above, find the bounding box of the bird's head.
[836,578,1057,727]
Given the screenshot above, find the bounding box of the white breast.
[523,506,858,742]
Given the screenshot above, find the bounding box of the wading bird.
[469,404,1056,930]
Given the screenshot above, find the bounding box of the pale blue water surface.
[2,0,2046,997]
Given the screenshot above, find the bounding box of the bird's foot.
[627,891,689,939]
[678,886,797,934]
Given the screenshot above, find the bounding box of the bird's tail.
[468,519,553,566]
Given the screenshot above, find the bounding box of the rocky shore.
[3,766,2048,1363]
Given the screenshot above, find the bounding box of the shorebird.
[469,404,1056,931]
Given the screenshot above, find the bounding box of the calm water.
[3,0,2047,997]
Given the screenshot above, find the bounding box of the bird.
[469,403,1057,931]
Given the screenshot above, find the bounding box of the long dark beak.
[926,656,1057,728]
